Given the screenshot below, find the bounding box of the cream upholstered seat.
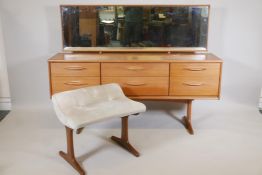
[51,83,146,175]
[52,83,146,129]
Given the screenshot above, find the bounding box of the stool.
[52,83,146,175]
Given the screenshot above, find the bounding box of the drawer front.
[170,76,219,96]
[102,63,169,77]
[51,63,100,77]
[51,76,100,94]
[102,77,169,96]
[170,63,220,77]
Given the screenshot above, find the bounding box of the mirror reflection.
[61,5,209,48]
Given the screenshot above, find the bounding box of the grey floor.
[0,111,9,121]
[0,102,262,175]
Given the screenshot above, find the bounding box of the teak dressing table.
[48,52,223,134]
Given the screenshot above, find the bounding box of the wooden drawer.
[102,77,169,96]
[51,63,100,77]
[170,63,220,77]
[170,76,219,96]
[102,63,169,77]
[51,76,100,94]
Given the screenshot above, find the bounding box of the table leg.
[182,100,194,135]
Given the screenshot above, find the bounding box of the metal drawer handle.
[127,66,145,71]
[126,82,146,86]
[64,66,86,70]
[183,82,204,86]
[64,81,88,86]
[184,67,206,71]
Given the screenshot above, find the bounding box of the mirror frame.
[60,4,210,53]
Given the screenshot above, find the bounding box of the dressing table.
[48,52,222,134]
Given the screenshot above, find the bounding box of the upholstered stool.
[52,83,146,175]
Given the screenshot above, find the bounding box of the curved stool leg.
[111,116,140,157]
[59,126,85,175]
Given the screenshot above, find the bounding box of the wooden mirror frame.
[60,4,210,53]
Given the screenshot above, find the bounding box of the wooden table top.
[48,52,223,63]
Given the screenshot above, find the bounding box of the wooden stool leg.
[182,100,194,135]
[59,126,85,175]
[111,116,140,157]
[76,127,84,134]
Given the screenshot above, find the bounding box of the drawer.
[51,76,100,94]
[102,63,169,77]
[51,63,100,77]
[170,63,220,77]
[170,76,219,96]
[102,77,169,96]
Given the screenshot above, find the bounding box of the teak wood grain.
[169,76,220,96]
[51,63,100,77]
[49,53,223,63]
[51,76,100,94]
[170,63,221,77]
[101,63,169,77]
[102,77,169,96]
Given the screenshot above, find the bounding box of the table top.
[48,52,223,63]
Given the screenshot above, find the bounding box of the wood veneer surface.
[49,53,222,63]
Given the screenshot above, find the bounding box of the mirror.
[61,5,209,51]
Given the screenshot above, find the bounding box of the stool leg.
[76,127,84,134]
[182,100,194,135]
[111,116,140,157]
[59,126,85,175]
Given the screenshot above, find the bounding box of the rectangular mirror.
[61,5,209,52]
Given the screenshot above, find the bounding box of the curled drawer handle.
[184,67,206,71]
[183,82,204,86]
[64,81,88,86]
[126,82,146,86]
[64,66,86,71]
[127,66,145,71]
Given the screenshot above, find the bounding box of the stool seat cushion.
[52,83,146,129]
